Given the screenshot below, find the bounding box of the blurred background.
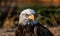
[0,0,60,36]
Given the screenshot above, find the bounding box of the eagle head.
[19,9,36,25]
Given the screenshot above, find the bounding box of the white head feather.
[19,9,36,25]
[20,9,35,15]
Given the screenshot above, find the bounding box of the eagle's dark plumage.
[15,22,53,36]
[15,9,53,36]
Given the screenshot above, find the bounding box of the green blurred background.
[0,0,60,28]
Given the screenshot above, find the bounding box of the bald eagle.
[15,9,53,36]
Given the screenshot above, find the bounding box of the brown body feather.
[15,22,53,36]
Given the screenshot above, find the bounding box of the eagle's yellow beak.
[28,15,34,21]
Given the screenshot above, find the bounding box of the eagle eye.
[25,14,30,17]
